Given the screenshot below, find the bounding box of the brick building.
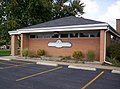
[8,16,120,63]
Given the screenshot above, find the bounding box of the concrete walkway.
[0,56,120,74]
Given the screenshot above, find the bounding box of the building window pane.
[44,34,51,38]
[90,32,100,37]
[61,34,68,38]
[37,34,43,38]
[97,32,100,37]
[52,34,59,38]
[80,33,89,37]
[30,35,35,38]
[70,33,78,38]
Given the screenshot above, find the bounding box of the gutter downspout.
[104,27,112,65]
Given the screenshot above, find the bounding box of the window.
[60,34,68,38]
[80,33,89,37]
[70,33,78,38]
[43,34,51,38]
[79,31,100,37]
[90,32,100,37]
[52,34,59,38]
[37,34,43,38]
[30,34,53,38]
[29,31,100,39]
[30,35,35,38]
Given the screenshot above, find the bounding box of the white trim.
[18,27,108,34]
[18,23,108,31]
[8,23,108,35]
[8,31,20,35]
[109,30,120,38]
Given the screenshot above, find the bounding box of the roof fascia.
[19,23,108,31]
[8,30,20,35]
[108,25,120,38]
[8,23,108,35]
[109,29,120,38]
[18,26,108,34]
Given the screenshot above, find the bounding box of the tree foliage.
[0,0,85,45]
[52,0,84,19]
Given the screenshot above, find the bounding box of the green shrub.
[107,45,120,61]
[72,51,83,63]
[0,49,10,56]
[17,49,20,55]
[106,56,120,67]
[37,49,45,59]
[22,48,28,59]
[0,49,20,56]
[87,51,95,61]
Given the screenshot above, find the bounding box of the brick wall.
[20,34,29,56]
[11,35,18,55]
[116,19,120,34]
[28,38,100,61]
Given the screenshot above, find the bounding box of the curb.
[0,57,120,73]
[111,70,120,74]
[36,62,58,66]
[68,65,96,71]
[0,58,11,61]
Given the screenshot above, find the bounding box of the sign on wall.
[48,40,72,48]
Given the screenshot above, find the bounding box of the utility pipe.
[104,27,112,65]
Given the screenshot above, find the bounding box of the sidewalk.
[0,56,120,74]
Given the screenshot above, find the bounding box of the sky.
[80,0,120,29]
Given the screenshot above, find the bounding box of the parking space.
[0,60,35,70]
[0,60,120,89]
[87,70,120,89]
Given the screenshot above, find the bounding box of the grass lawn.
[0,49,20,56]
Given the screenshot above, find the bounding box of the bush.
[0,49,10,56]
[72,51,83,63]
[106,56,120,67]
[22,48,28,59]
[107,45,120,61]
[37,49,45,59]
[87,51,95,61]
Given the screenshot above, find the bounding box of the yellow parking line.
[16,66,63,82]
[81,71,104,89]
[0,63,34,70]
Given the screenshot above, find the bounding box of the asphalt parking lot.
[0,60,120,89]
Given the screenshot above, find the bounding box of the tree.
[4,0,53,27]
[0,0,85,45]
[0,0,53,45]
[52,0,84,19]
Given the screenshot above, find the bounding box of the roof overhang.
[108,25,120,38]
[8,23,108,35]
[8,30,20,35]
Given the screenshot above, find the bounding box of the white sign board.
[48,40,72,48]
